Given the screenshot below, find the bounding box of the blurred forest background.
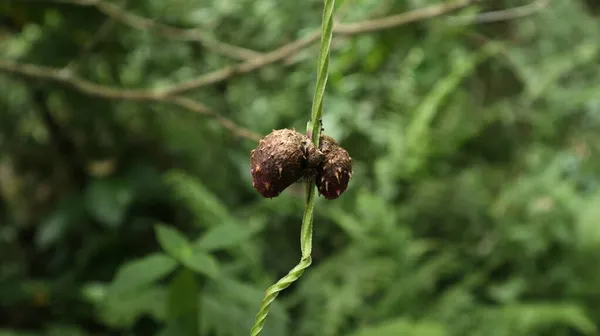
[1,0,600,335]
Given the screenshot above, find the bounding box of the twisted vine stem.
[249,0,335,335]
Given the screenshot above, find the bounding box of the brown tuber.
[250,129,324,198]
[315,134,353,200]
[249,129,352,200]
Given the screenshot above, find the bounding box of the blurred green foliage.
[1,0,600,335]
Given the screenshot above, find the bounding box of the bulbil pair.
[250,129,352,199]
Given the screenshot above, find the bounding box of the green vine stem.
[249,0,335,335]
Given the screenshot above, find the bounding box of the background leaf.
[180,247,220,278]
[155,224,193,260]
[85,177,134,228]
[194,222,263,252]
[108,253,177,295]
[164,269,200,336]
[349,318,448,336]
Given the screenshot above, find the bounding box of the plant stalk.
[249,0,335,335]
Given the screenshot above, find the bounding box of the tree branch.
[161,0,481,96]
[447,0,550,25]
[24,0,263,61]
[10,0,479,98]
[1,0,481,142]
[0,60,262,142]
[335,0,480,35]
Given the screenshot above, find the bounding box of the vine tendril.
[249,0,335,334]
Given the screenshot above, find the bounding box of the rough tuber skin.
[249,129,352,199]
[250,129,324,198]
[315,134,352,199]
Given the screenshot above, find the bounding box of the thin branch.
[24,0,262,61]
[283,0,481,65]
[161,0,481,96]
[0,60,261,142]
[162,32,322,96]
[167,96,261,141]
[335,0,481,35]
[8,0,478,99]
[1,0,481,143]
[447,0,550,25]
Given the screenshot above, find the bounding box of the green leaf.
[165,269,200,335]
[108,253,177,295]
[489,303,597,335]
[37,211,68,249]
[81,282,107,305]
[154,224,219,277]
[180,247,220,278]
[194,221,263,251]
[100,286,168,328]
[577,191,600,249]
[85,177,134,228]
[349,318,448,336]
[36,195,86,249]
[165,171,234,227]
[402,44,500,176]
[155,224,193,260]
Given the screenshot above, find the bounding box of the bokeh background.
[2,0,600,335]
